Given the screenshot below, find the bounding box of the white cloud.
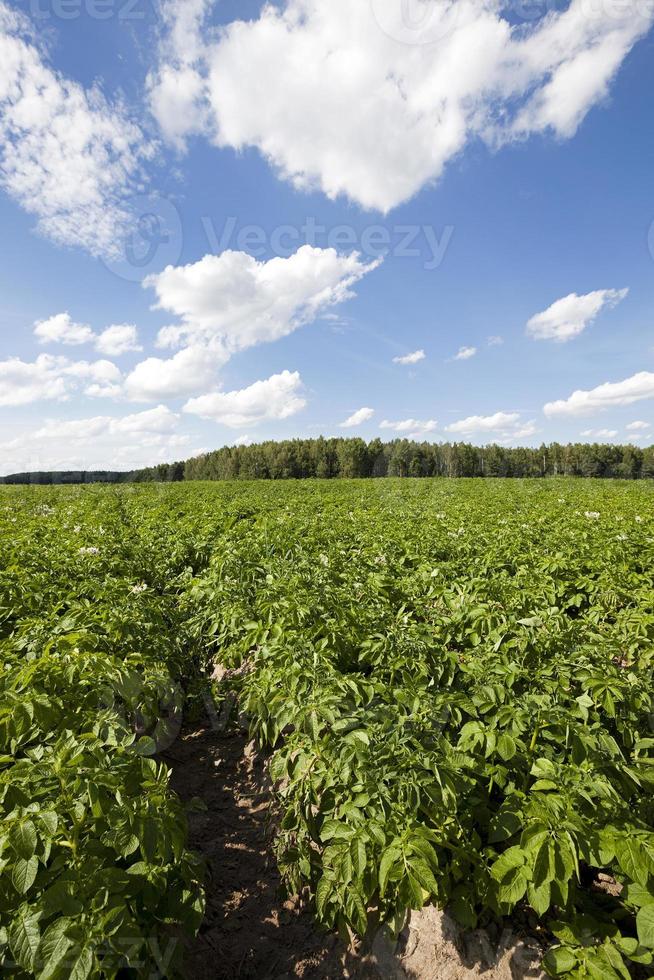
[340,407,374,428]
[544,372,654,417]
[34,405,179,440]
[380,419,437,435]
[147,246,379,354]
[149,65,208,151]
[34,313,94,346]
[95,325,142,357]
[183,370,306,428]
[580,428,618,439]
[487,335,504,347]
[526,288,628,342]
[0,354,68,406]
[393,349,425,366]
[151,0,652,212]
[123,345,225,402]
[233,434,253,447]
[147,0,212,150]
[31,246,377,406]
[453,346,477,361]
[34,315,142,357]
[0,353,121,406]
[0,2,151,256]
[626,420,651,431]
[445,412,536,440]
[0,406,188,475]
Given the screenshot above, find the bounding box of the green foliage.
[2,478,654,978]
[187,477,654,979]
[0,487,209,978]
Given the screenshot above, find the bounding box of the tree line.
[137,437,654,481]
[2,438,652,485]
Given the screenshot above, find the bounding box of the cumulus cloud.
[147,0,212,149]
[543,372,654,416]
[0,2,151,256]
[123,345,225,402]
[0,353,121,406]
[0,406,189,475]
[147,246,379,354]
[526,288,628,342]
[393,350,425,366]
[626,420,651,431]
[32,247,376,405]
[453,346,477,361]
[445,412,537,440]
[34,405,179,440]
[34,314,142,357]
[487,335,504,347]
[183,370,306,427]
[34,313,94,346]
[95,325,142,357]
[380,419,438,436]
[149,0,652,212]
[339,407,374,428]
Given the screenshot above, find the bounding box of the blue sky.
[1,0,653,472]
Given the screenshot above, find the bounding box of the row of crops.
[1,479,654,978]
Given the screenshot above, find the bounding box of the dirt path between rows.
[164,725,375,980]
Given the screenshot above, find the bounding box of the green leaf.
[12,855,39,894]
[624,882,654,908]
[134,736,157,756]
[126,861,149,876]
[67,946,94,980]
[615,837,654,886]
[352,837,366,878]
[315,875,332,918]
[10,819,37,859]
[38,813,59,837]
[637,905,654,949]
[408,857,438,895]
[543,946,578,975]
[37,920,73,980]
[489,809,522,844]
[490,846,525,881]
[531,779,559,792]
[379,846,401,895]
[498,866,528,906]
[497,734,517,761]
[320,820,351,842]
[585,945,629,980]
[528,878,551,916]
[9,912,41,972]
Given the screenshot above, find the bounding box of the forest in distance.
[2,436,654,485]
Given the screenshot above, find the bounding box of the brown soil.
[164,724,373,980]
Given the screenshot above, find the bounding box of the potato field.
[1,479,653,979]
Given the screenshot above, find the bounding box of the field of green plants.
[1,478,653,979]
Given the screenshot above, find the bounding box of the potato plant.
[1,479,653,979]
[188,478,654,980]
[0,487,211,978]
